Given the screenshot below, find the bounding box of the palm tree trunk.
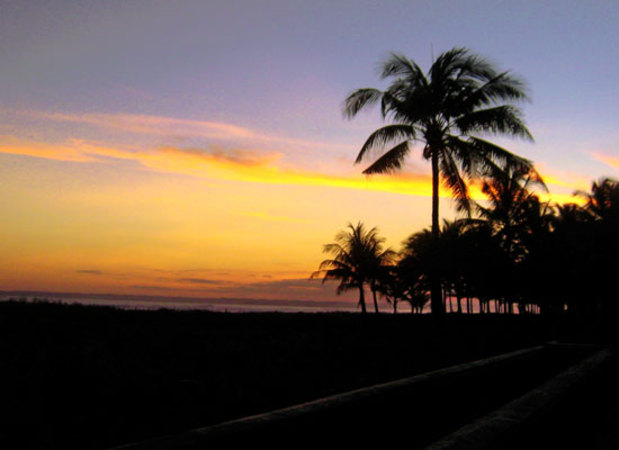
[358,285,367,314]
[372,288,379,314]
[430,149,444,315]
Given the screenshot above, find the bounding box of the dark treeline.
[314,174,619,320]
[314,47,618,322]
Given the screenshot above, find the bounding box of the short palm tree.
[577,178,619,222]
[344,47,535,314]
[311,222,394,313]
[474,163,547,260]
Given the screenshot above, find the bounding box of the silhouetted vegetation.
[323,47,618,324]
[344,47,535,314]
[316,177,619,328]
[311,222,395,314]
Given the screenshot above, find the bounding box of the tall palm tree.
[311,222,393,314]
[344,47,534,314]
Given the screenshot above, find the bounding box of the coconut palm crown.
[311,222,395,314]
[344,47,535,314]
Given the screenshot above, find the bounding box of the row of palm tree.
[313,176,619,316]
[313,46,617,317]
[343,47,536,314]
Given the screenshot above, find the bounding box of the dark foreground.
[0,300,605,449]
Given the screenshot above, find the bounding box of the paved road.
[501,353,619,450]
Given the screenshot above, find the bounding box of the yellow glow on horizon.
[0,134,599,299]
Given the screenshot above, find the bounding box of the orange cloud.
[0,135,97,162]
[143,145,439,196]
[10,135,585,202]
[0,135,440,197]
[538,191,585,205]
[156,146,283,167]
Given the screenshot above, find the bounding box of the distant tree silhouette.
[575,178,619,320]
[312,222,394,314]
[344,47,534,314]
[577,177,619,222]
[368,238,397,314]
[378,258,430,314]
[378,265,406,314]
[398,228,439,313]
[519,178,618,318]
[474,164,547,261]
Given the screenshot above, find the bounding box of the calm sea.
[0,294,362,313]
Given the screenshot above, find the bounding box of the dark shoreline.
[0,290,359,312]
[0,290,356,308]
[0,300,601,449]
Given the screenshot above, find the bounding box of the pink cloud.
[23,110,352,151]
[592,152,619,169]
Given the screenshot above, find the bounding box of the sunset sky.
[1,1,618,303]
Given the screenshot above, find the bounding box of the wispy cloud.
[76,269,102,275]
[22,111,352,151]
[5,128,592,204]
[0,135,97,162]
[130,285,179,291]
[177,278,224,285]
[591,152,619,169]
[0,135,441,197]
[531,165,591,205]
[537,163,592,190]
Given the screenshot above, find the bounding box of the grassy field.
[0,300,593,449]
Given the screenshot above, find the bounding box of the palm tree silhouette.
[312,222,394,314]
[577,178,619,222]
[474,164,547,261]
[344,47,534,314]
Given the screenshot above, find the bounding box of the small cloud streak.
[76,269,102,275]
[177,278,224,285]
[535,163,591,204]
[130,285,179,291]
[34,111,256,140]
[0,135,97,162]
[22,111,350,151]
[591,152,619,169]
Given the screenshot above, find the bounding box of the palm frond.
[356,124,416,163]
[460,71,530,108]
[379,52,424,80]
[322,242,346,255]
[440,151,471,214]
[343,88,383,119]
[362,141,411,174]
[465,137,533,172]
[454,106,533,140]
